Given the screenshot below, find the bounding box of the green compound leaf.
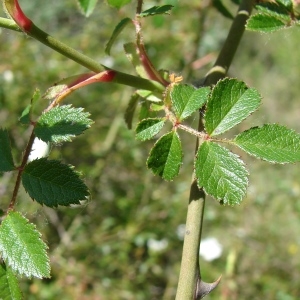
[0,129,15,172]
[0,263,23,300]
[0,211,50,279]
[246,14,287,32]
[22,158,89,207]
[105,18,132,55]
[139,5,174,17]
[171,84,210,121]
[205,78,261,136]
[136,118,165,141]
[77,0,98,16]
[234,124,300,163]
[147,131,183,181]
[35,105,93,144]
[107,0,132,9]
[195,141,248,205]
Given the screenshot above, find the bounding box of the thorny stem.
[176,0,255,299]
[8,129,36,211]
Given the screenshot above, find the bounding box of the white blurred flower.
[176,224,186,240]
[200,237,223,261]
[147,238,168,252]
[3,70,14,83]
[28,138,50,162]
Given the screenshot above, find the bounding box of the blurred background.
[0,0,300,299]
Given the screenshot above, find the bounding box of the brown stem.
[8,129,36,211]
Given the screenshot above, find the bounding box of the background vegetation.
[0,0,300,299]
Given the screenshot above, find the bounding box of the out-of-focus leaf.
[105,18,132,55]
[19,89,40,125]
[147,131,182,180]
[139,5,174,17]
[195,141,248,205]
[0,128,15,172]
[77,0,98,16]
[0,263,23,300]
[136,118,165,141]
[0,211,50,278]
[204,78,261,136]
[212,0,234,19]
[22,158,89,207]
[171,84,210,121]
[125,93,140,129]
[124,43,148,78]
[35,105,93,144]
[136,90,162,103]
[234,124,300,163]
[107,0,132,9]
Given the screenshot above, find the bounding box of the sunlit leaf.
[136,118,165,141]
[35,105,93,143]
[0,211,50,278]
[0,263,23,300]
[22,158,89,207]
[234,124,300,163]
[0,129,15,172]
[147,131,182,180]
[136,90,162,102]
[139,5,174,17]
[246,14,287,32]
[205,78,261,136]
[195,141,248,205]
[171,84,210,121]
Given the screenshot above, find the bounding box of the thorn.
[194,275,222,299]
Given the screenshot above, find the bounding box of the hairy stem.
[176,0,254,298]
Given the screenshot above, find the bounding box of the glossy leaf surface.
[0,211,50,278]
[147,131,182,180]
[205,78,261,136]
[234,124,300,163]
[22,158,89,207]
[195,141,248,205]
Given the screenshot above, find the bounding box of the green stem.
[0,18,165,92]
[176,0,254,299]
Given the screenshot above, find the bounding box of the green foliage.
[135,118,166,141]
[139,5,174,17]
[204,78,261,136]
[105,18,132,55]
[147,131,183,180]
[234,124,300,163]
[106,0,132,9]
[0,211,50,278]
[77,0,99,16]
[34,105,93,144]
[0,129,15,172]
[170,84,210,121]
[195,141,248,205]
[0,263,23,300]
[21,158,89,207]
[246,0,300,32]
